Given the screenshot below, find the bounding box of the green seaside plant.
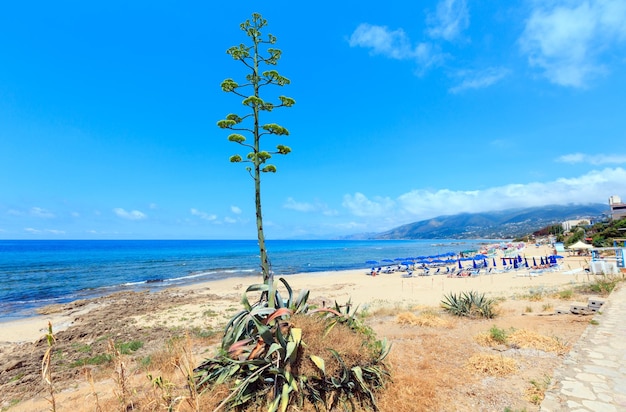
[441,291,496,318]
[217,12,295,285]
[195,277,391,411]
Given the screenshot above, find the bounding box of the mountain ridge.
[350,203,608,240]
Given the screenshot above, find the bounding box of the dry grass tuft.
[473,332,498,347]
[525,376,551,405]
[466,353,517,376]
[396,311,452,328]
[474,328,568,354]
[508,330,569,354]
[291,313,380,379]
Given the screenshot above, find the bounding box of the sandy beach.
[1,244,591,344]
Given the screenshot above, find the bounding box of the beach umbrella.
[381,259,394,264]
[517,255,523,263]
[492,258,497,267]
[524,258,529,268]
[472,259,478,269]
[513,259,519,269]
[458,259,463,269]
[554,255,564,259]
[532,257,537,267]
[540,257,545,265]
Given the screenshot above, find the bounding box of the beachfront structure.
[590,247,626,273]
[561,219,591,232]
[609,195,626,220]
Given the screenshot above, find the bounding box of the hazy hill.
[366,203,608,239]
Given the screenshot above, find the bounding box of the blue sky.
[1,0,626,240]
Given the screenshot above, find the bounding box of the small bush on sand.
[577,274,625,295]
[526,375,551,405]
[195,278,391,411]
[441,291,497,318]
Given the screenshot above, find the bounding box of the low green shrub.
[441,291,497,318]
[489,325,509,344]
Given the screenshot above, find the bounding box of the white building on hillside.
[609,195,626,220]
[562,219,591,232]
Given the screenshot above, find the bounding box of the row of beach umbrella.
[366,253,564,269]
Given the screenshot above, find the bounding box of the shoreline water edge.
[0,240,596,344]
[0,238,499,320]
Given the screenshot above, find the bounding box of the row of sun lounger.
[370,262,563,278]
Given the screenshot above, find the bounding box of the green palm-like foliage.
[195,278,391,411]
[441,291,496,319]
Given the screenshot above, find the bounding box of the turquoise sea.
[0,239,494,320]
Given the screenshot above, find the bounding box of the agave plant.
[441,291,496,319]
[195,277,391,411]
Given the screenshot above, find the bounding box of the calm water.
[0,239,493,320]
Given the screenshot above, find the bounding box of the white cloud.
[449,67,510,93]
[342,193,396,217]
[557,152,626,165]
[349,24,415,60]
[149,203,158,210]
[231,206,242,215]
[190,208,217,221]
[113,208,147,220]
[348,0,471,75]
[427,0,470,41]
[30,207,55,218]
[284,197,339,216]
[520,0,626,87]
[224,217,237,224]
[348,24,445,71]
[343,168,626,224]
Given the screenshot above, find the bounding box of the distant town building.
[562,219,591,232]
[609,195,626,220]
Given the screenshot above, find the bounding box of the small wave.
[222,268,256,274]
[8,296,65,305]
[155,268,256,284]
[116,280,148,287]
